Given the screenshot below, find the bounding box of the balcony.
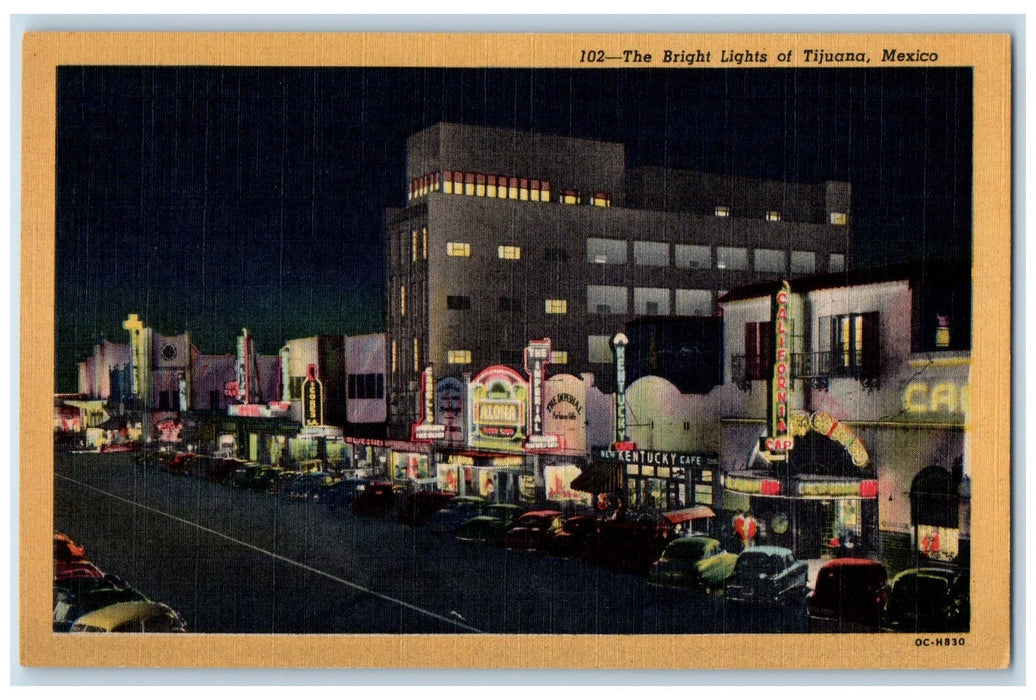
[731,350,880,392]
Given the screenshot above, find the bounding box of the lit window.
[447,241,471,257]
[530,179,541,202]
[400,285,406,317]
[587,238,626,265]
[588,335,613,363]
[830,212,848,226]
[716,246,748,271]
[754,248,786,274]
[476,174,486,197]
[545,299,568,314]
[562,189,581,205]
[411,230,418,262]
[487,175,497,198]
[591,192,611,207]
[766,210,782,222]
[448,350,472,364]
[519,178,529,201]
[550,351,568,365]
[508,177,519,200]
[413,337,420,373]
[391,340,397,373]
[498,245,522,260]
[588,285,628,315]
[675,289,712,316]
[634,287,670,315]
[791,251,816,274]
[715,206,731,217]
[540,182,550,202]
[443,170,454,195]
[634,241,668,267]
[497,175,508,199]
[675,244,711,269]
[464,173,475,196]
[422,227,427,260]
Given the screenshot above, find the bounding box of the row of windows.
[715,206,847,226]
[442,290,713,317]
[739,313,880,381]
[443,237,844,274]
[447,349,569,366]
[588,238,845,274]
[407,170,612,207]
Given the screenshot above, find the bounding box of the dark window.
[289,376,304,400]
[447,295,471,310]
[158,391,171,411]
[348,373,386,400]
[499,296,520,312]
[209,390,219,411]
[500,349,523,366]
[744,321,774,380]
[544,247,568,263]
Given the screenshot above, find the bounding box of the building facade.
[717,264,971,572]
[386,122,851,438]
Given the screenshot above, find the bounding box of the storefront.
[722,411,879,558]
[435,450,525,503]
[586,448,718,513]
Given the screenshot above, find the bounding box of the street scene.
[52,63,973,637]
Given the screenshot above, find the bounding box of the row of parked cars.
[54,532,188,633]
[135,450,970,633]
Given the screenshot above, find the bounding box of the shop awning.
[663,505,716,524]
[570,462,624,494]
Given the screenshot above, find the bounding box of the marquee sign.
[412,366,446,441]
[524,339,559,451]
[469,365,528,451]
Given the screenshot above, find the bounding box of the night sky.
[56,66,973,393]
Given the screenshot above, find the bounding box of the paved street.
[54,450,806,635]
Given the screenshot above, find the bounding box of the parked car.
[351,481,405,518]
[806,558,889,631]
[427,496,487,533]
[724,546,810,608]
[585,514,672,575]
[502,510,564,551]
[320,477,370,511]
[135,449,176,469]
[272,470,303,494]
[53,577,148,632]
[648,535,738,593]
[399,490,455,526]
[283,471,334,501]
[54,560,107,582]
[455,504,526,544]
[882,566,970,633]
[165,452,200,476]
[545,514,600,558]
[69,601,189,633]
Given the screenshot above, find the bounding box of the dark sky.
[55,66,972,393]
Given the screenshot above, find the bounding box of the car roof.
[890,567,961,583]
[821,557,885,569]
[669,535,719,545]
[520,510,563,517]
[739,546,793,557]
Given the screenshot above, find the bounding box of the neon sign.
[765,282,794,457]
[902,382,970,416]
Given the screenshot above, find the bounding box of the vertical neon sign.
[764,281,794,457]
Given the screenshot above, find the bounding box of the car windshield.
[664,540,709,561]
[891,574,950,604]
[516,515,555,530]
[737,552,785,576]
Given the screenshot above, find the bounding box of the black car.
[724,546,809,608]
[319,478,370,511]
[882,566,970,633]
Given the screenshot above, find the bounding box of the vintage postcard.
[20,31,1011,669]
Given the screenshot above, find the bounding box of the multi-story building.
[385,122,851,438]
